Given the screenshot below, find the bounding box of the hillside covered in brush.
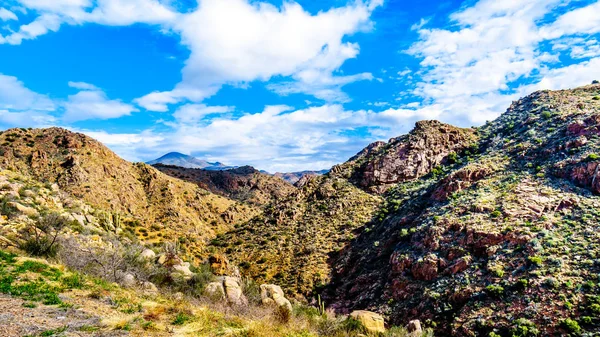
[212,84,600,336]
[0,128,258,261]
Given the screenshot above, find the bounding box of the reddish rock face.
[446,256,471,275]
[411,254,439,281]
[431,164,493,201]
[346,121,478,194]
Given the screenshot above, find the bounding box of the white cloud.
[405,0,600,125]
[6,0,380,107]
[2,0,176,45]
[540,1,600,39]
[173,104,233,124]
[78,103,431,172]
[68,81,100,90]
[137,0,381,109]
[0,109,57,127]
[0,74,57,128]
[63,85,138,122]
[0,73,55,111]
[0,8,18,21]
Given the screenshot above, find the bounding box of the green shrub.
[61,274,84,289]
[511,318,539,337]
[541,111,552,119]
[20,213,67,257]
[486,284,504,297]
[528,256,543,267]
[172,312,193,325]
[561,318,581,334]
[490,210,502,218]
[587,153,599,161]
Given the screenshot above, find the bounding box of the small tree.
[20,213,67,257]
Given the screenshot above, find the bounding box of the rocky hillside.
[0,128,257,260]
[214,84,600,336]
[154,164,296,206]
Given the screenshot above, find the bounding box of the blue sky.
[1,0,600,172]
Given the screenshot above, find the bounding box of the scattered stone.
[141,281,158,295]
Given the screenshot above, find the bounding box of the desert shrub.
[172,312,193,325]
[57,235,147,285]
[511,318,539,336]
[486,285,504,297]
[242,278,262,305]
[561,318,581,334]
[20,213,67,257]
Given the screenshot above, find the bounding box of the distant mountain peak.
[147,152,233,170]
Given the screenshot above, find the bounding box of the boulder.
[224,276,248,305]
[140,249,156,260]
[260,284,293,315]
[141,281,158,295]
[411,254,439,281]
[349,310,386,333]
[172,262,194,279]
[120,273,136,288]
[407,320,423,337]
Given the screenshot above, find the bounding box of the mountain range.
[1,84,600,335]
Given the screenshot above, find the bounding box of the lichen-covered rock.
[406,320,422,337]
[349,310,386,333]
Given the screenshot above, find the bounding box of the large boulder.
[260,284,293,315]
[172,262,194,279]
[349,310,386,333]
[224,276,248,305]
[206,277,248,305]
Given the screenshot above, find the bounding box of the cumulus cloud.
[0,8,18,21]
[173,104,233,124]
[0,74,56,128]
[406,0,600,125]
[2,0,177,45]
[63,83,138,122]
[0,73,55,111]
[77,103,432,172]
[136,0,382,109]
[6,0,381,107]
